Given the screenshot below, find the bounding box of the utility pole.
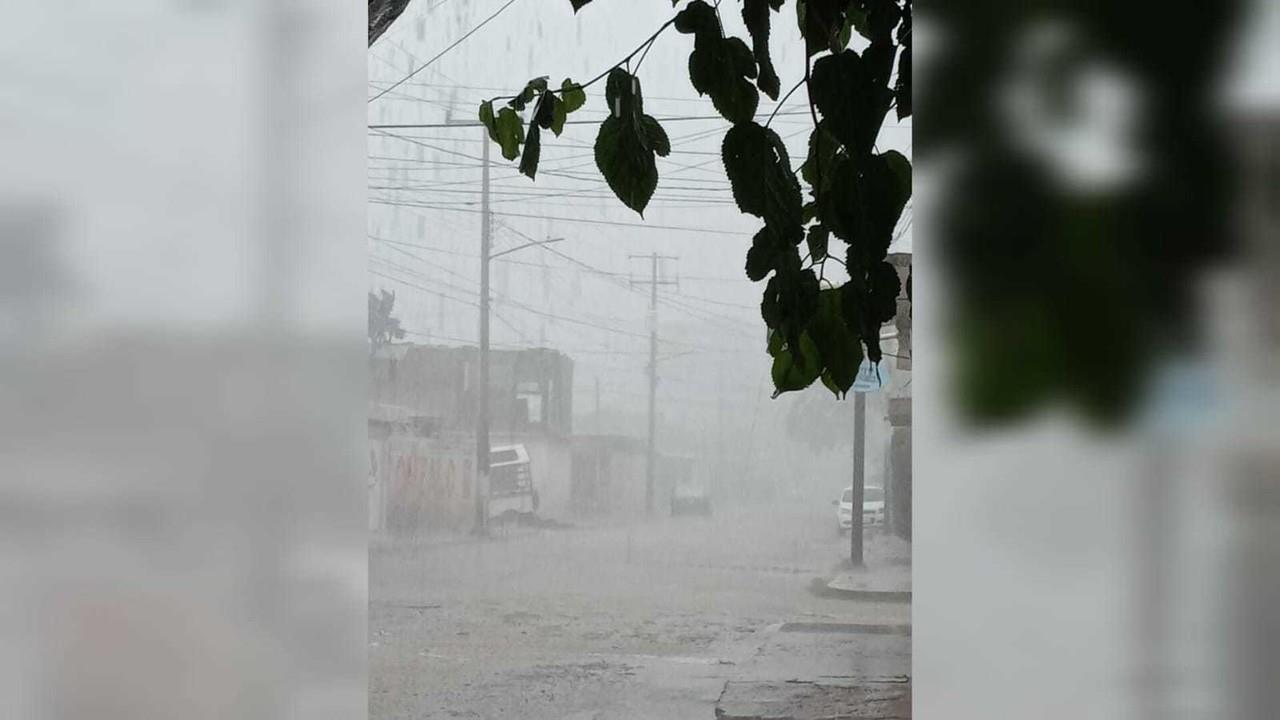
[630,253,677,515]
[475,129,492,536]
[850,390,867,566]
[475,129,564,534]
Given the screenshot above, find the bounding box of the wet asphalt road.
[370,500,909,719]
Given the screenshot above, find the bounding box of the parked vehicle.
[834,485,885,534]
[489,444,538,522]
[670,485,712,516]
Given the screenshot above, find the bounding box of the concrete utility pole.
[475,129,564,535]
[850,391,867,566]
[630,253,677,514]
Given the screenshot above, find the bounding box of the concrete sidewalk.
[824,533,911,602]
[712,535,912,719]
[714,622,911,719]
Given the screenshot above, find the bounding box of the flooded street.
[370,500,910,719]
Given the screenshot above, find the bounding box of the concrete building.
[368,344,575,535]
[885,252,912,540]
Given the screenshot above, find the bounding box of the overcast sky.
[368,0,912,463]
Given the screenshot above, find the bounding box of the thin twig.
[484,17,678,107]
[766,78,807,129]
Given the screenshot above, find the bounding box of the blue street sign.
[852,358,890,393]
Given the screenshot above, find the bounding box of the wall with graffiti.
[369,433,474,537]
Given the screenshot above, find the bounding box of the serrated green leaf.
[761,275,781,326]
[639,115,671,157]
[743,0,782,100]
[674,0,719,36]
[560,79,586,113]
[810,286,862,395]
[746,226,782,281]
[726,37,758,80]
[801,121,839,191]
[722,122,803,231]
[533,92,556,131]
[595,115,657,215]
[689,38,760,124]
[868,260,902,324]
[495,107,524,161]
[519,124,541,180]
[511,77,547,111]
[811,48,894,157]
[479,100,498,142]
[882,149,912,197]
[605,67,645,119]
[767,328,786,357]
[771,332,821,395]
[796,0,847,57]
[551,98,568,136]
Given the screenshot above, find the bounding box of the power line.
[369,110,812,130]
[369,0,523,104]
[370,198,752,236]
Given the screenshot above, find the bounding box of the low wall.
[369,434,474,537]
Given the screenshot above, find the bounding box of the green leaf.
[882,149,912,198]
[495,107,524,161]
[860,150,912,255]
[806,225,830,262]
[771,332,821,395]
[605,67,645,120]
[722,122,803,231]
[479,100,498,142]
[868,260,902,324]
[533,92,557,131]
[510,77,547,111]
[796,0,848,57]
[726,37,758,80]
[595,115,657,215]
[639,115,671,157]
[674,0,720,36]
[519,124,542,179]
[811,48,894,157]
[743,0,783,100]
[551,98,568,136]
[689,39,760,124]
[746,226,782,281]
[678,2,760,124]
[560,79,586,113]
[810,287,863,395]
[800,121,839,191]
[761,275,782,326]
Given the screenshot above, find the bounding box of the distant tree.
[368,289,406,352]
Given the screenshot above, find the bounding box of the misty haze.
[368,1,912,717]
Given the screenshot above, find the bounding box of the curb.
[808,577,912,603]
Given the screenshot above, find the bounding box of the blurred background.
[0,1,366,718]
[915,0,1278,718]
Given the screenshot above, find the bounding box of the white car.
[835,485,885,534]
